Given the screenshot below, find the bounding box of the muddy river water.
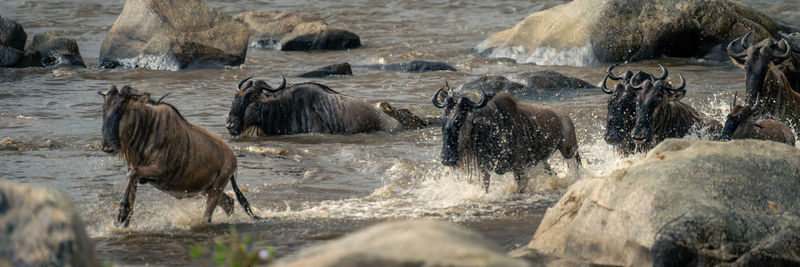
[1,0,799,265]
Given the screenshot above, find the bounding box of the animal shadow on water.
[99,85,262,227]
[433,81,582,194]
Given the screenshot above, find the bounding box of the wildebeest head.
[721,92,761,140]
[727,32,792,105]
[225,76,286,136]
[432,81,489,167]
[98,85,151,154]
[630,69,686,145]
[602,63,666,145]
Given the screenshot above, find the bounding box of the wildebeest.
[720,94,795,146]
[630,69,722,151]
[601,63,665,155]
[433,81,581,193]
[728,33,800,129]
[100,85,260,227]
[226,77,428,136]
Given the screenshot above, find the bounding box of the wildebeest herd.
[100,33,799,226]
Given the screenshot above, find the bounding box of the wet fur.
[721,105,795,146]
[101,86,259,226]
[228,82,402,136]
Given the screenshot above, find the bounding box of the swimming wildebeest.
[720,94,795,146]
[100,85,260,227]
[630,69,722,151]
[728,33,800,129]
[601,63,665,155]
[433,81,581,193]
[226,77,428,136]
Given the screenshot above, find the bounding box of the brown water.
[1,0,799,265]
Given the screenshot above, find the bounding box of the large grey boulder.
[360,60,457,73]
[235,11,360,51]
[529,139,800,266]
[460,71,594,97]
[297,62,352,78]
[0,182,98,267]
[0,15,38,68]
[476,0,788,66]
[99,0,250,71]
[273,220,529,267]
[28,32,86,68]
[1,15,26,51]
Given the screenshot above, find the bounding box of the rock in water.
[297,62,352,78]
[273,220,528,267]
[529,139,800,266]
[461,71,594,97]
[28,32,86,68]
[476,0,786,66]
[99,0,249,71]
[0,182,98,266]
[0,15,27,51]
[235,11,361,51]
[360,60,457,73]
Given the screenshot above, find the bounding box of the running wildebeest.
[226,77,428,137]
[630,70,722,151]
[433,81,581,193]
[720,94,795,146]
[602,63,665,155]
[728,33,800,130]
[100,85,260,227]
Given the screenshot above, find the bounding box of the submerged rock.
[99,0,249,71]
[297,62,352,78]
[476,0,787,66]
[0,15,26,51]
[235,10,361,51]
[461,71,594,97]
[529,139,800,266]
[361,60,457,73]
[0,182,98,266]
[273,220,528,267]
[28,32,86,68]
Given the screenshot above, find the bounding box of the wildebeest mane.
[118,99,200,183]
[650,101,705,141]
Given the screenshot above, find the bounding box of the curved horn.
[156,92,172,104]
[237,77,253,91]
[432,87,448,108]
[730,92,738,112]
[606,63,623,80]
[263,76,288,92]
[631,76,649,90]
[741,31,752,49]
[655,64,668,80]
[470,90,489,109]
[727,36,748,59]
[601,75,614,94]
[672,73,686,91]
[769,39,792,60]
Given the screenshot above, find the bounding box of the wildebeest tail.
[230,174,262,220]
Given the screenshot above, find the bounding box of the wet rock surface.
[0,182,98,267]
[28,32,86,67]
[235,10,361,51]
[529,139,800,266]
[460,71,594,97]
[360,60,457,73]
[273,220,529,267]
[297,62,353,78]
[476,0,789,66]
[99,0,249,70]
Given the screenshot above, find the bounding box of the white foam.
[113,54,181,71]
[476,40,599,66]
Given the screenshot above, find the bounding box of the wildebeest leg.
[117,168,139,227]
[117,165,161,227]
[203,184,225,223]
[218,193,234,216]
[514,170,528,194]
[482,172,491,193]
